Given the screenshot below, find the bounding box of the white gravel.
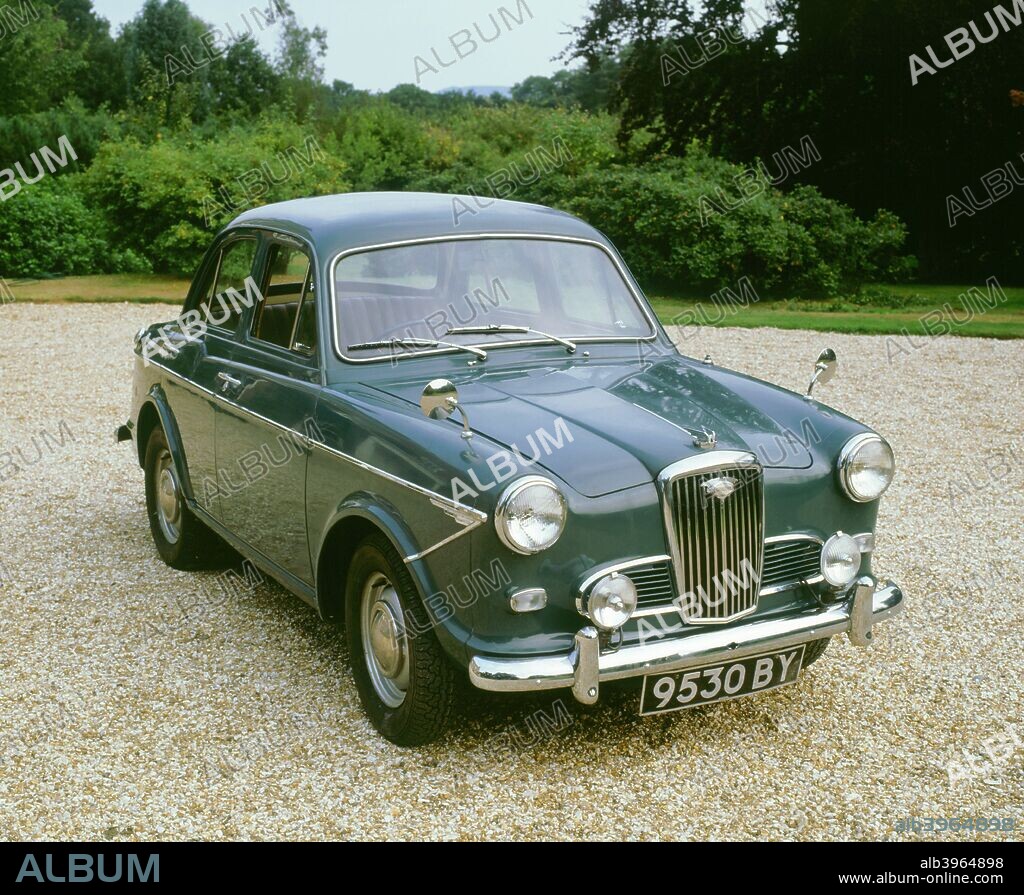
[0,302,1021,841]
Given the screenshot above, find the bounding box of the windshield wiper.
[444,324,577,354]
[348,337,488,361]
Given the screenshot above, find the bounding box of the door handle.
[216,372,243,394]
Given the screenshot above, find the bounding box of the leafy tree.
[0,4,85,115]
[566,0,1024,279]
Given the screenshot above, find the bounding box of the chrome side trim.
[329,233,660,364]
[469,578,904,698]
[403,518,487,563]
[144,358,488,561]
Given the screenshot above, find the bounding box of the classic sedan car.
[118,192,902,745]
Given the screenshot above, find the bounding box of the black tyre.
[143,426,227,570]
[345,533,455,746]
[801,637,831,669]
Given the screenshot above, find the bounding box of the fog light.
[579,573,638,631]
[821,532,861,588]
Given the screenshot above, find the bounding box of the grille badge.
[702,477,738,501]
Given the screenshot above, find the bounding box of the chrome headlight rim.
[494,475,567,555]
[838,433,895,503]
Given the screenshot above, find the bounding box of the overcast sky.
[90,0,594,92]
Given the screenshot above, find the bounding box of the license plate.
[639,644,806,716]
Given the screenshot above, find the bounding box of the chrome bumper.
[469,576,903,705]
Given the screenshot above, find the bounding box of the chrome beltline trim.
[329,233,660,365]
[143,358,489,561]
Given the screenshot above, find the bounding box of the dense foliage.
[564,0,1024,281]
[0,0,916,294]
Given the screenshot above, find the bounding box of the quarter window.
[207,238,259,333]
[251,242,317,354]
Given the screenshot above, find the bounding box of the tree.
[0,4,85,115]
[565,0,1024,280]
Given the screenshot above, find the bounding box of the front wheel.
[344,533,455,746]
[801,637,831,669]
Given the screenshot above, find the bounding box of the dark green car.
[118,192,903,745]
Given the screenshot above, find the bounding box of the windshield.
[335,237,655,360]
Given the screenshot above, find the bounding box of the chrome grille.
[659,454,764,625]
[761,537,823,593]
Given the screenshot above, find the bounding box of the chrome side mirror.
[805,348,837,400]
[421,379,473,439]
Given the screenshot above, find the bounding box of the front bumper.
[469,576,903,704]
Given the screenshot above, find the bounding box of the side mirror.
[805,348,837,400]
[421,379,473,439]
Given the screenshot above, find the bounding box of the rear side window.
[251,242,316,354]
[206,238,259,333]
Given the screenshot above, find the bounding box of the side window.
[251,242,317,355]
[207,238,259,333]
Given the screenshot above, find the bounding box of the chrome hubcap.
[155,449,182,544]
[360,572,409,708]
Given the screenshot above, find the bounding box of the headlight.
[495,476,567,554]
[838,433,895,502]
[580,572,638,631]
[820,532,861,588]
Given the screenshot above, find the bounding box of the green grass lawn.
[5,275,1023,339]
[649,282,1024,339]
[5,274,191,304]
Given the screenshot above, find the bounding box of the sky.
[90,0,594,93]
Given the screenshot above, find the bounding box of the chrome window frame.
[329,233,660,364]
[248,238,317,357]
[202,234,261,338]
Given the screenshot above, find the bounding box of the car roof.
[227,191,606,260]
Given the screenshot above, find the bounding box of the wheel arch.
[314,497,423,625]
[136,388,195,502]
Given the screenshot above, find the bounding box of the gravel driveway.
[0,303,1021,841]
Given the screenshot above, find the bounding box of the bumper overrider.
[469,576,903,705]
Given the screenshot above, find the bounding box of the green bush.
[0,177,108,278]
[3,103,913,293]
[83,118,351,273]
[539,145,914,295]
[0,100,115,171]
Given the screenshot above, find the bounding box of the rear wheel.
[143,427,227,570]
[345,533,454,746]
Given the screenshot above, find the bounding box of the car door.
[158,233,260,521]
[214,232,322,585]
